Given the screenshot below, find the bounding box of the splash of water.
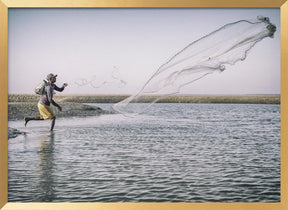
[112,16,276,115]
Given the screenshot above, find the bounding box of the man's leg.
[50,116,56,131]
[24,116,43,127]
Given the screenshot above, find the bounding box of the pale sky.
[8,8,280,95]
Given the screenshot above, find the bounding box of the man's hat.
[46,73,57,80]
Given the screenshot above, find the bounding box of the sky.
[8,8,280,95]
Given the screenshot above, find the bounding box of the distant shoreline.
[8,94,280,121]
[9,94,280,104]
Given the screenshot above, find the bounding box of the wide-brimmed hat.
[46,73,57,80]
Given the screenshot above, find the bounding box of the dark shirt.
[39,83,64,107]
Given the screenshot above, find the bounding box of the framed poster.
[1,0,287,210]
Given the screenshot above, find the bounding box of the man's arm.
[53,85,64,92]
[54,83,68,92]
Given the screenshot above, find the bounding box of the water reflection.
[36,132,55,202]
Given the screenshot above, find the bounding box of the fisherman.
[24,73,68,131]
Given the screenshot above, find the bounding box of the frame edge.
[0,0,8,209]
[281,0,288,207]
[1,0,288,8]
[1,0,287,209]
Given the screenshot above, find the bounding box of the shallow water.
[8,103,280,202]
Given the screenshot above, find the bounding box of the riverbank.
[9,94,280,104]
[8,94,279,121]
[7,94,280,138]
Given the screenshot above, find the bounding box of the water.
[8,103,280,202]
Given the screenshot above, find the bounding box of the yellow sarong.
[38,103,54,119]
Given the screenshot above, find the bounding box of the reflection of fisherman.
[24,74,68,131]
[38,133,55,201]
